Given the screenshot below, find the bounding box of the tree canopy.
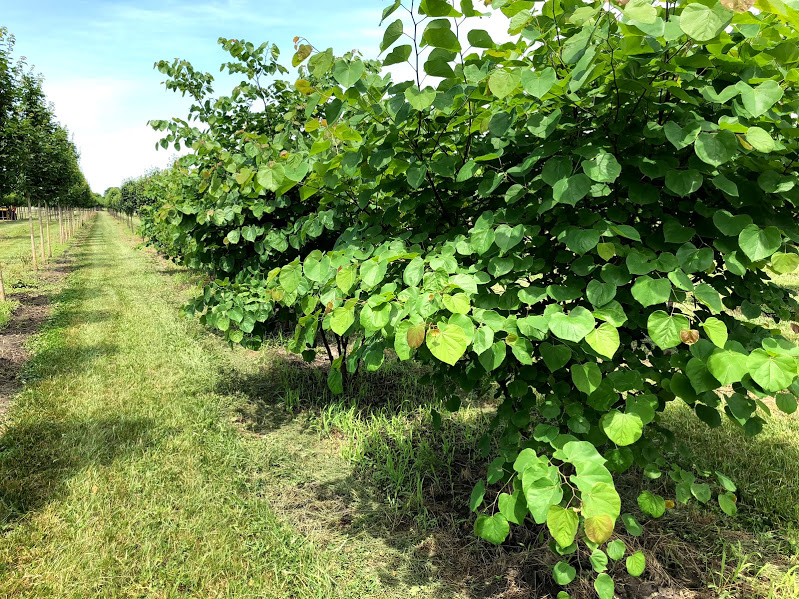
[134,0,799,592]
[0,27,93,208]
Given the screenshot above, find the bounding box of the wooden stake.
[0,265,6,303]
[46,202,52,258]
[37,200,45,264]
[27,194,38,271]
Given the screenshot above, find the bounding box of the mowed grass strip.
[0,213,381,599]
[0,214,71,328]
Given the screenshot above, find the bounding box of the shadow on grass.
[0,219,158,528]
[217,354,571,598]
[0,414,159,525]
[221,352,799,598]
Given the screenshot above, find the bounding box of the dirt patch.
[0,255,71,419]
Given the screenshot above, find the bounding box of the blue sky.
[3,0,392,193]
[4,1,509,193]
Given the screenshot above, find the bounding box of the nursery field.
[0,215,797,599]
[5,0,799,597]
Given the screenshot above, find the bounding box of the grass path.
[0,213,394,598]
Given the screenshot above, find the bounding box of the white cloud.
[42,78,189,193]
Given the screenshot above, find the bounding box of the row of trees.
[130,2,799,596]
[0,26,96,277]
[103,168,176,235]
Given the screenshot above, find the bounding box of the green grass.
[0,213,74,327]
[0,213,400,598]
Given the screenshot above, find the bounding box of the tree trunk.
[46,202,53,258]
[37,200,45,264]
[58,205,64,243]
[27,195,38,271]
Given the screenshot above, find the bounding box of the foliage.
[0,27,93,209]
[139,1,799,593]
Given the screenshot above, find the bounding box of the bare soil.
[0,255,70,420]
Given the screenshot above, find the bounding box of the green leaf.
[713,209,752,236]
[626,551,646,576]
[540,343,572,372]
[571,363,602,395]
[691,482,712,503]
[422,21,461,51]
[547,505,579,548]
[328,364,343,394]
[564,229,600,255]
[470,480,486,511]
[383,44,412,66]
[332,59,365,87]
[488,69,520,99]
[594,573,615,599]
[308,48,334,78]
[680,3,733,41]
[586,281,616,307]
[553,174,592,205]
[552,561,576,585]
[336,265,357,293]
[747,349,797,392]
[777,392,798,414]
[549,307,595,342]
[360,303,391,331]
[607,539,626,561]
[601,410,644,446]
[703,317,728,348]
[585,323,620,359]
[360,259,386,288]
[739,224,782,261]
[524,476,564,524]
[404,256,425,286]
[582,481,621,520]
[745,126,775,153]
[380,19,404,52]
[771,252,799,274]
[426,322,468,366]
[257,165,285,192]
[495,224,524,253]
[694,283,723,313]
[330,306,355,335]
[404,86,437,111]
[581,153,621,183]
[694,132,735,167]
[467,29,494,48]
[519,286,547,305]
[498,491,527,525]
[589,548,608,573]
[739,79,784,118]
[622,513,643,536]
[520,67,556,98]
[637,491,666,518]
[279,263,302,293]
[718,492,738,516]
[443,292,471,314]
[474,513,509,545]
[665,169,703,197]
[624,0,657,24]
[632,276,672,307]
[664,121,701,150]
[648,311,690,350]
